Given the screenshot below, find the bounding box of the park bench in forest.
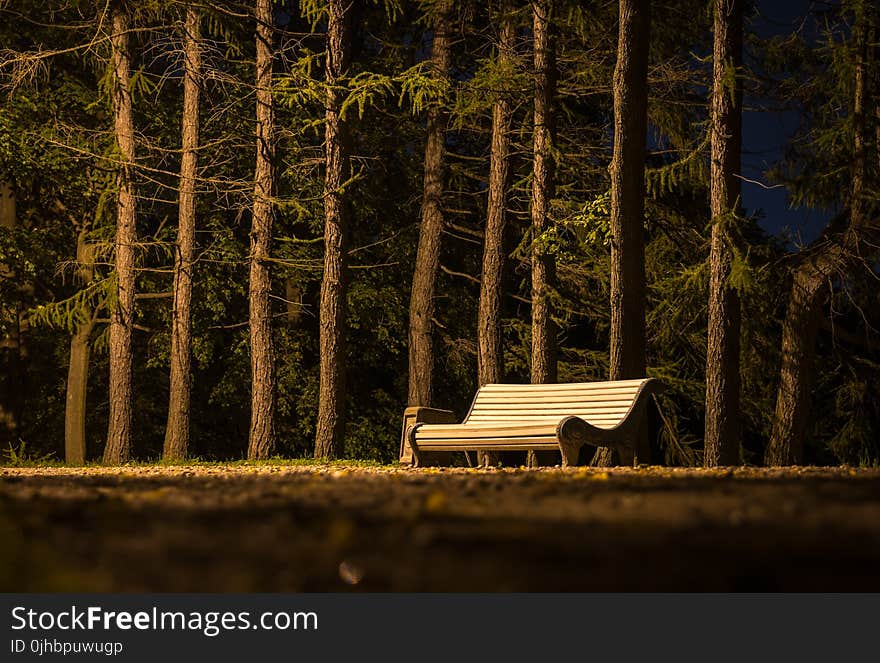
[400,378,663,467]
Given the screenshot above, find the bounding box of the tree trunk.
[314,0,352,460]
[476,1,514,468]
[704,0,743,467]
[0,182,12,229]
[248,0,277,460]
[285,280,302,324]
[527,0,558,468]
[407,0,453,408]
[65,227,95,465]
[595,0,650,467]
[765,266,824,465]
[766,4,872,465]
[164,6,201,461]
[530,0,557,388]
[0,181,20,441]
[104,4,137,464]
[65,322,93,465]
[478,0,513,390]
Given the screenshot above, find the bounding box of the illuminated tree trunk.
[65,226,94,465]
[526,0,559,468]
[248,0,277,460]
[164,6,201,461]
[476,1,514,467]
[530,0,557,388]
[594,0,650,467]
[407,0,453,408]
[704,0,743,467]
[104,4,137,464]
[315,0,352,459]
[478,0,513,390]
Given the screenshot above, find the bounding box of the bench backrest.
[463,379,652,430]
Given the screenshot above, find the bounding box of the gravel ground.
[1,464,879,591]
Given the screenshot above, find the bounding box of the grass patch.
[0,453,397,470]
[1,441,64,467]
[123,456,390,468]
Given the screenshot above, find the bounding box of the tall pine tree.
[704,0,743,467]
[164,4,202,460]
[594,0,650,467]
[407,0,454,408]
[104,1,137,464]
[315,0,353,459]
[248,0,277,460]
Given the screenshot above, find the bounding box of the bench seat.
[401,378,663,467]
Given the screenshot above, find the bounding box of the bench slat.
[467,415,627,422]
[467,409,627,416]
[471,412,631,418]
[480,379,646,389]
[466,416,621,424]
[470,402,634,411]
[416,423,561,438]
[474,394,638,401]
[472,396,639,405]
[477,383,642,389]
[478,385,642,394]
[467,416,620,420]
[415,437,560,448]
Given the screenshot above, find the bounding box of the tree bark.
[0,183,12,229]
[65,227,94,465]
[595,0,650,467]
[765,265,824,465]
[527,0,558,468]
[407,0,453,408]
[0,181,20,441]
[314,0,352,459]
[478,0,513,390]
[476,0,514,468]
[248,0,277,460]
[530,0,557,388]
[104,4,137,464]
[164,6,201,461]
[704,0,743,467]
[766,4,873,465]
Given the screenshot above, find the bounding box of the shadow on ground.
[1,465,879,591]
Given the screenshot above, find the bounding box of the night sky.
[744,0,831,246]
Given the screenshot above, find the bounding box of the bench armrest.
[399,407,458,463]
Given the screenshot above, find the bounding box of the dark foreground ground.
[1,464,879,591]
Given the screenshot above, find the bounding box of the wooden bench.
[400,378,663,467]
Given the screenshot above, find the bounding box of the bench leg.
[559,441,582,468]
[528,450,561,467]
[408,435,452,467]
[527,450,537,468]
[409,441,422,467]
[557,416,590,467]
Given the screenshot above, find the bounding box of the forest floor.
[1,463,879,591]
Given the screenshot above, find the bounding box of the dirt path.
[2,464,879,591]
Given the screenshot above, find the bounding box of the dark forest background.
[0,0,877,466]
